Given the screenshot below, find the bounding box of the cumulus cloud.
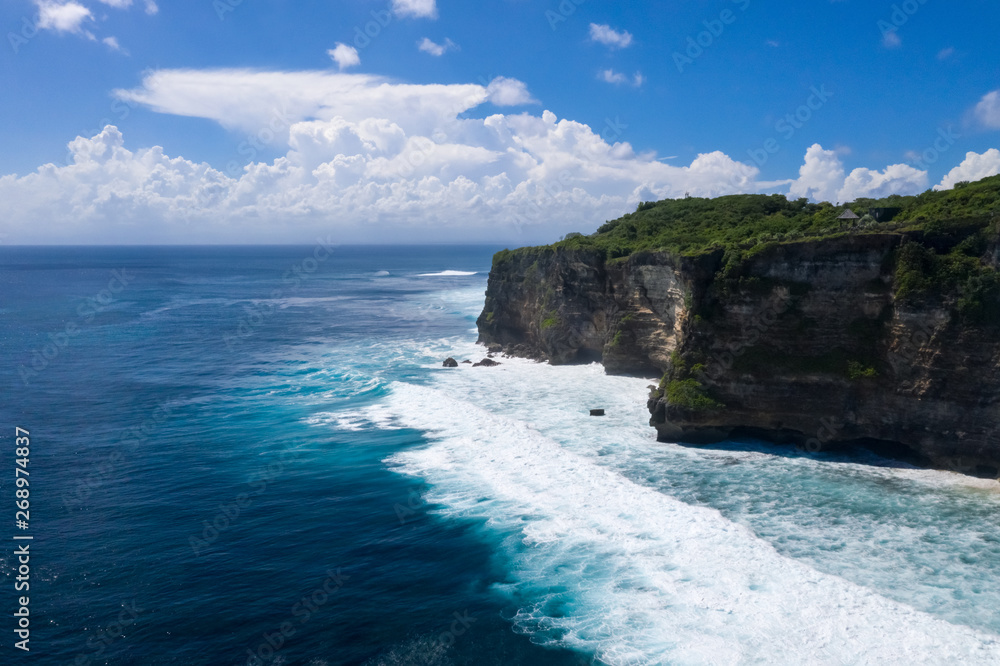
[789,144,846,203]
[839,163,928,201]
[3,72,989,244]
[589,23,633,49]
[485,77,537,106]
[789,144,928,203]
[144,0,158,14]
[96,0,132,7]
[417,37,456,56]
[392,0,436,19]
[936,149,1000,190]
[36,1,93,34]
[328,43,360,70]
[973,91,1000,130]
[1,72,769,244]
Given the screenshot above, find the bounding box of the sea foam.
[382,357,1000,665]
[417,271,479,277]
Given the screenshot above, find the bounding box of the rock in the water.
[473,358,501,368]
[443,358,458,368]
[590,409,606,417]
[487,343,503,354]
[462,360,472,364]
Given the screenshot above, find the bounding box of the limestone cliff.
[478,201,1000,476]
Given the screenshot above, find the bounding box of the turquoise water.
[1,246,999,665]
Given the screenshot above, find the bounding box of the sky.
[1,0,1000,244]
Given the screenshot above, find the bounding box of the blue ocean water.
[2,245,1000,665]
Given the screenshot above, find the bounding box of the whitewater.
[371,284,1000,665]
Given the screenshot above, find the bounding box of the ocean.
[2,245,1000,665]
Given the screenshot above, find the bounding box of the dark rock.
[473,358,501,368]
[475,233,1000,474]
[590,409,605,417]
[443,358,458,368]
[462,360,472,364]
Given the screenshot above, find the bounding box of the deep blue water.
[3,246,1000,666]
[0,246,589,665]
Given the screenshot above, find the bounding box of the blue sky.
[2,0,999,244]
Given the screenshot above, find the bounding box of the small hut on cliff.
[837,209,860,223]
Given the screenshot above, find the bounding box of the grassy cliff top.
[510,175,1000,263]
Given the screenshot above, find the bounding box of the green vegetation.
[541,311,560,330]
[894,234,1000,324]
[665,379,724,411]
[847,361,879,380]
[494,174,1000,326]
[549,175,1000,261]
[659,351,723,410]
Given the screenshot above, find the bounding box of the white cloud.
[589,23,633,49]
[144,0,158,14]
[838,163,928,201]
[392,0,437,19]
[1,73,765,243]
[599,69,626,85]
[789,144,927,203]
[598,69,644,87]
[485,77,537,106]
[96,0,132,7]
[3,72,993,244]
[937,47,955,60]
[102,35,127,53]
[328,43,361,70]
[0,116,763,243]
[36,1,93,34]
[936,149,1000,190]
[789,144,846,203]
[882,30,902,49]
[418,37,456,56]
[113,69,492,136]
[973,91,1000,130]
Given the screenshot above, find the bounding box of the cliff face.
[477,234,1000,476]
